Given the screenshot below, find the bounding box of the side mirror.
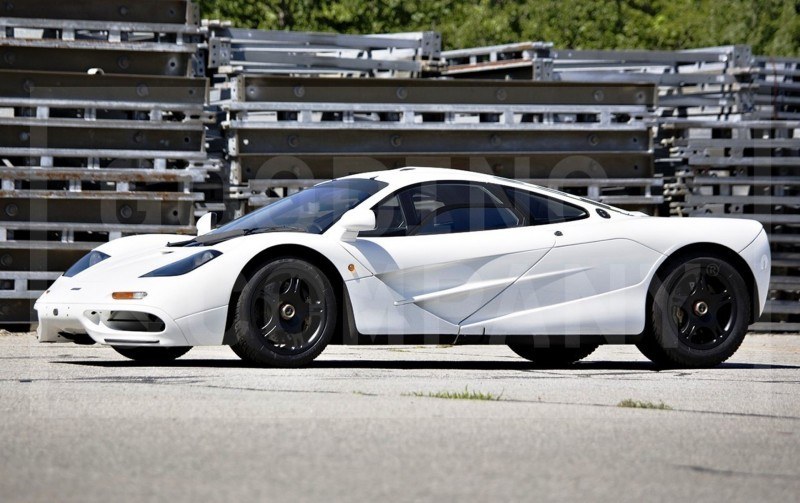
[338,209,376,242]
[196,212,217,236]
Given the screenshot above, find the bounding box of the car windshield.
[212,178,387,235]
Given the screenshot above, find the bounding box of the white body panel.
[35,167,771,347]
[343,226,554,329]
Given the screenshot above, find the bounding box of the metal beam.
[0,70,207,110]
[232,128,651,156]
[0,1,196,25]
[233,152,653,182]
[0,120,204,152]
[234,75,657,107]
[0,40,197,76]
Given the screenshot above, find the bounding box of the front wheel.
[637,256,750,368]
[230,257,336,367]
[507,344,599,368]
[112,346,191,363]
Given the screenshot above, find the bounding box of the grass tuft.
[407,386,502,401]
[617,399,672,410]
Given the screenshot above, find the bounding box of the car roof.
[339,167,636,217]
[342,166,527,188]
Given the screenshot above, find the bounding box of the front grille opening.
[106,311,166,333]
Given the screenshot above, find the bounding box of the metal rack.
[216,75,657,215]
[204,20,441,78]
[0,1,211,324]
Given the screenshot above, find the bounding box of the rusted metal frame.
[0,38,197,52]
[0,148,207,160]
[0,190,203,201]
[0,167,201,182]
[0,18,200,36]
[0,240,99,250]
[0,221,195,233]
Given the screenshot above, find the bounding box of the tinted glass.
[212,179,386,235]
[366,181,521,237]
[504,187,588,225]
[416,206,520,235]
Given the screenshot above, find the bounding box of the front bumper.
[36,300,192,346]
[35,279,227,347]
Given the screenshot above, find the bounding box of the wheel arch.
[650,242,759,324]
[222,244,355,345]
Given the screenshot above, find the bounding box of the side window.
[364,181,521,237]
[416,206,520,236]
[504,187,588,225]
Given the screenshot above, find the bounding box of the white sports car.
[36,167,771,368]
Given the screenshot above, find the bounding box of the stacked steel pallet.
[0,0,212,324]
[215,75,656,216]
[203,20,442,78]
[203,29,657,218]
[440,43,799,331]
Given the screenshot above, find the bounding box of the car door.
[340,181,556,333]
[460,188,664,336]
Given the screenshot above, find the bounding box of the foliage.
[406,386,503,401]
[617,399,673,410]
[198,0,800,55]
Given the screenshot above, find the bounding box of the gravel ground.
[1,332,799,502]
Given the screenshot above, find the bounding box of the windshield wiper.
[243,225,307,235]
[168,226,308,247]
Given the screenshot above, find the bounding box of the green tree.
[197,0,800,56]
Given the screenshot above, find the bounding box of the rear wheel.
[637,256,750,368]
[507,344,599,367]
[230,257,336,367]
[112,346,191,363]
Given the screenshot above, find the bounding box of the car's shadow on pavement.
[53,359,800,371]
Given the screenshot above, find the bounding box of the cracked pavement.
[1,333,799,502]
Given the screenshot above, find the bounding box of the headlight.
[63,250,110,278]
[140,250,222,277]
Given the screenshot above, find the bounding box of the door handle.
[554,230,563,237]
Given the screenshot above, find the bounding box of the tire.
[230,257,336,367]
[112,346,191,363]
[507,344,599,368]
[637,256,750,368]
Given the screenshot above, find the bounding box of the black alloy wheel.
[231,258,336,367]
[637,256,750,368]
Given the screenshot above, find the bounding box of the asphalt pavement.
[1,332,799,502]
